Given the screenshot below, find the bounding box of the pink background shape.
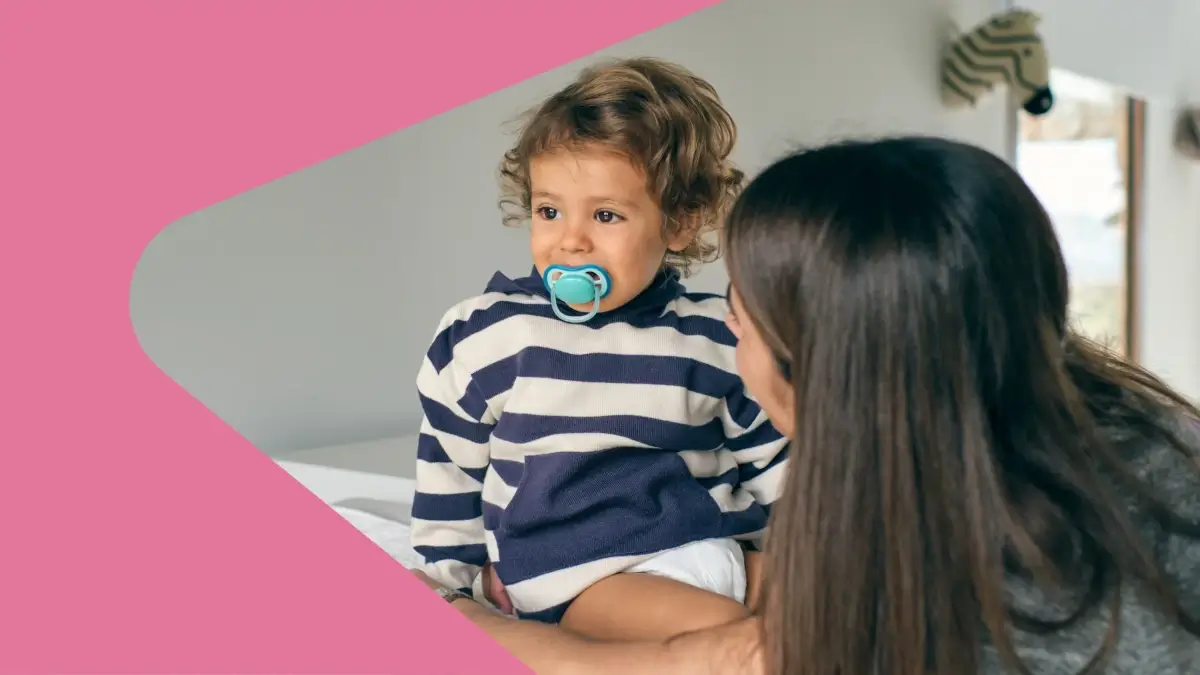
[0,0,722,672]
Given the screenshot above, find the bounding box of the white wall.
[1022,0,1179,100]
[1021,0,1200,398]
[1180,0,1200,102]
[131,0,1200,456]
[1136,0,1200,399]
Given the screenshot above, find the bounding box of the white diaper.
[625,538,747,603]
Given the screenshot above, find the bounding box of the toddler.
[409,57,789,640]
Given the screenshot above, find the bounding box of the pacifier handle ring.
[548,283,602,324]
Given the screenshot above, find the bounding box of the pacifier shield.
[541,265,611,300]
[553,274,599,304]
[541,264,612,324]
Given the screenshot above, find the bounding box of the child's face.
[528,146,693,313]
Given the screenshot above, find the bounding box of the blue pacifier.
[542,264,612,324]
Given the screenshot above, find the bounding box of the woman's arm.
[412,571,763,675]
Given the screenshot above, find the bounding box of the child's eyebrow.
[531,191,639,211]
[588,195,639,211]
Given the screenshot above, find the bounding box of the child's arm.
[409,318,493,596]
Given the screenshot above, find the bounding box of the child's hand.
[482,561,515,615]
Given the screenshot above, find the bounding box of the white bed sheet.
[333,504,423,569]
[279,446,518,604]
[276,457,416,505]
[332,502,488,599]
[274,435,427,570]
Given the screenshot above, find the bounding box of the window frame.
[1009,83,1146,361]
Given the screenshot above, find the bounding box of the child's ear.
[666,213,701,252]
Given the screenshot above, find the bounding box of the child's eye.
[595,210,623,224]
[536,206,561,221]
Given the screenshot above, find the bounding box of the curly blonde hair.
[498,57,744,277]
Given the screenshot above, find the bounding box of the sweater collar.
[485,266,684,320]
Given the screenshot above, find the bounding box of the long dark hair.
[724,137,1200,675]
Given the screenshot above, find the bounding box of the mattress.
[332,503,423,569]
[274,434,419,504]
[283,436,515,601]
[274,434,425,570]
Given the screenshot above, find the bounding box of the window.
[1015,70,1145,359]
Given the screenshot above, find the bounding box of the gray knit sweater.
[984,437,1200,674]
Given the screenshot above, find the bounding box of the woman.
[414,136,1200,674]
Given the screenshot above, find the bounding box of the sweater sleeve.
[408,312,494,595]
[722,387,790,551]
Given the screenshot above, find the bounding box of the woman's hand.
[409,569,447,594]
[410,569,434,589]
[411,564,514,615]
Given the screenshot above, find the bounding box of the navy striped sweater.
[410,267,789,622]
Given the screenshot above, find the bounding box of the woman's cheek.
[735,344,764,402]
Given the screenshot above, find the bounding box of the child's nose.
[559,219,592,252]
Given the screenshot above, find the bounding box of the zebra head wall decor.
[1175,108,1200,160]
[941,9,1054,116]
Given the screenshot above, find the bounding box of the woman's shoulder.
[1022,417,1200,667]
[995,415,1200,674]
[1131,414,1200,612]
[986,583,1200,674]
[1127,412,1200,515]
